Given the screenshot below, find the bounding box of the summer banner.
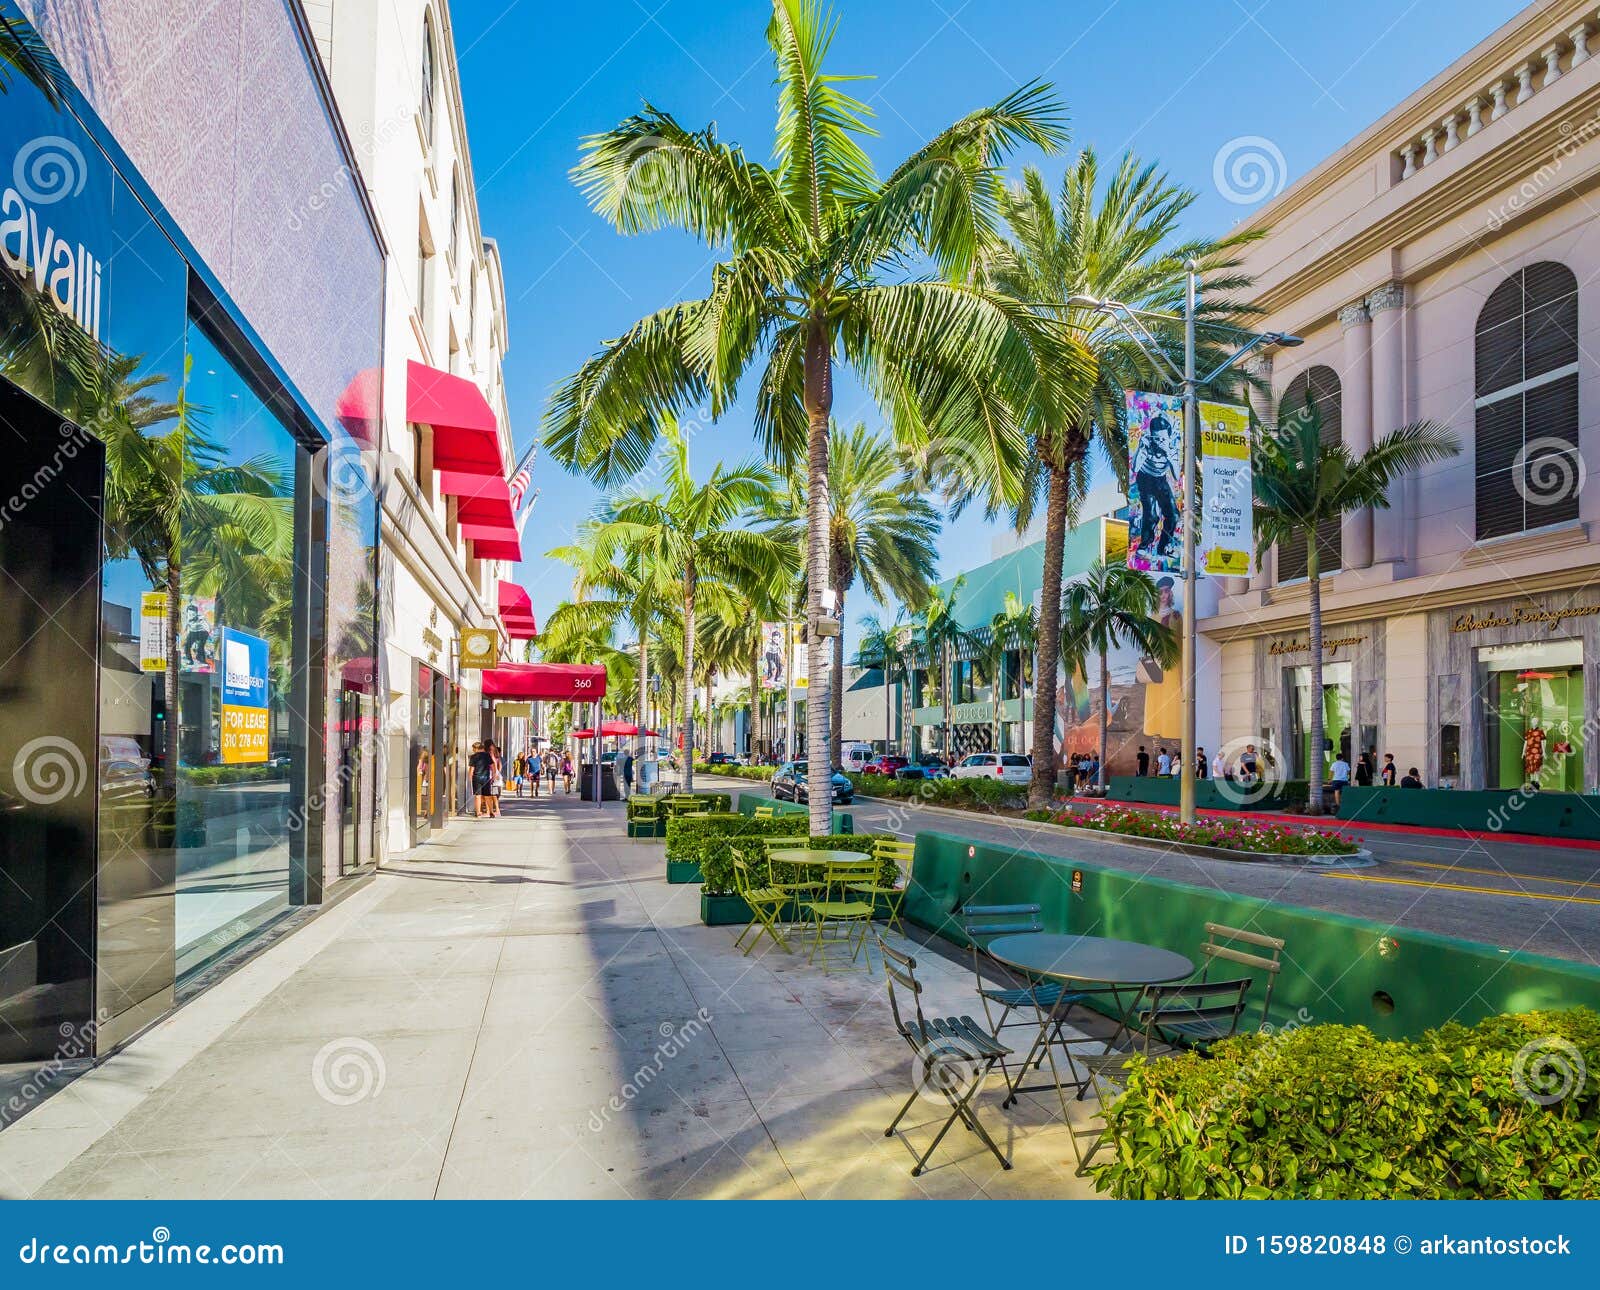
[1125,391,1185,574]
[1198,399,1254,577]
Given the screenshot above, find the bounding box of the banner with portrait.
[1125,391,1185,574]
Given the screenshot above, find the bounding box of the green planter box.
[733,794,854,833]
[701,891,755,926]
[666,859,702,884]
[627,819,666,839]
[1339,785,1600,839]
[1107,774,1307,812]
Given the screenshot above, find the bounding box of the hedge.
[693,762,776,781]
[846,773,1025,810]
[1092,1008,1600,1199]
[699,825,897,896]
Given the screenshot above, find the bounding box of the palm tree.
[762,422,939,764]
[918,575,979,763]
[854,610,914,754]
[984,590,1036,753]
[1254,398,1458,812]
[988,151,1261,808]
[0,10,69,104]
[1061,562,1178,792]
[547,0,1092,832]
[585,420,793,789]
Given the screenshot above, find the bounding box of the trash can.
[580,761,620,801]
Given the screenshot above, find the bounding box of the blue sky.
[452,0,1523,632]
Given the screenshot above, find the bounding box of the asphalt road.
[694,774,1600,966]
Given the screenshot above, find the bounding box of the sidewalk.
[0,791,1098,1199]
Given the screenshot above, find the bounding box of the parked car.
[895,754,952,781]
[952,752,1033,785]
[838,742,876,774]
[705,752,740,766]
[772,760,853,804]
[861,754,909,776]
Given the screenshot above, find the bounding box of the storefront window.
[414,662,436,836]
[1286,661,1352,781]
[1477,640,1584,790]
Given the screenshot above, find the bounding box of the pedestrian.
[1195,746,1208,780]
[1380,753,1398,787]
[1238,743,1259,786]
[1086,753,1100,789]
[561,752,574,794]
[543,749,557,792]
[468,740,492,818]
[1212,748,1227,780]
[529,746,542,797]
[1155,746,1172,777]
[486,741,503,817]
[620,744,635,796]
[1355,749,1374,788]
[1401,766,1423,789]
[1136,744,1149,777]
[1328,749,1350,809]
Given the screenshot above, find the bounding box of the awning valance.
[498,580,534,617]
[481,663,607,701]
[407,360,502,474]
[461,522,522,562]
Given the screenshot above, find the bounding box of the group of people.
[467,743,580,817]
[1136,743,1263,785]
[1326,750,1422,807]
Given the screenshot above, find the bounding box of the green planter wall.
[1339,785,1600,840]
[1107,775,1307,812]
[734,794,854,833]
[903,829,1600,1040]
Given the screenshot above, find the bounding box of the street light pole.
[1180,260,1199,824]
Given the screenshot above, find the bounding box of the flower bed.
[1023,803,1357,856]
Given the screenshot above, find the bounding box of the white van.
[839,742,876,773]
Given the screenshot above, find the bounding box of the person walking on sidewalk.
[561,752,574,794]
[619,745,635,796]
[544,749,558,793]
[468,741,493,818]
[486,741,504,818]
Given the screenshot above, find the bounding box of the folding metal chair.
[731,850,791,956]
[752,804,777,821]
[1192,922,1285,1036]
[846,837,914,936]
[763,836,822,918]
[803,858,879,973]
[877,934,1012,1177]
[1070,976,1252,1174]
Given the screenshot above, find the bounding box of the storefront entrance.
[1286,661,1352,782]
[1478,640,1584,791]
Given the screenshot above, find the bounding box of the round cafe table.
[983,933,1195,1109]
[766,848,870,868]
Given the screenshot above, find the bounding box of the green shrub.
[693,762,776,781]
[701,830,897,896]
[1092,1008,1600,1198]
[847,772,1024,810]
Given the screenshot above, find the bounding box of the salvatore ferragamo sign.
[1268,633,1367,657]
[1451,603,1600,634]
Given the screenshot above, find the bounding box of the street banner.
[1125,391,1185,574]
[220,628,271,764]
[139,591,169,672]
[1198,399,1254,577]
[178,595,217,672]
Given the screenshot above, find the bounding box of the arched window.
[1474,261,1579,539]
[419,15,437,148]
[1275,365,1343,580]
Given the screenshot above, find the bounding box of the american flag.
[507,440,538,511]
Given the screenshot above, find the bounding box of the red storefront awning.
[335,368,381,447]
[481,663,607,701]
[461,522,522,562]
[407,360,502,474]
[504,618,537,641]
[498,580,534,617]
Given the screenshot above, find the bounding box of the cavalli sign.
[0,139,105,341]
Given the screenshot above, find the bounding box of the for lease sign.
[220,629,271,764]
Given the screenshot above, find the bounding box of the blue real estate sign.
[219,628,270,764]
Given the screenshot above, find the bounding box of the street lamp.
[1062,265,1301,823]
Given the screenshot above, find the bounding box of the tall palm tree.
[989,151,1261,808]
[585,420,793,789]
[854,610,913,754]
[919,575,978,763]
[1254,398,1458,812]
[984,590,1036,753]
[762,422,939,764]
[1061,562,1178,792]
[546,0,1092,832]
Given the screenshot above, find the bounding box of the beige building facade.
[1205,0,1600,793]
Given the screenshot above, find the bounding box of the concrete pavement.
[0,791,1101,1200]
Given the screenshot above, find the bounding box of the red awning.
[460,522,522,562]
[570,721,657,739]
[481,663,607,701]
[407,360,502,475]
[335,368,381,447]
[504,619,537,641]
[498,581,534,616]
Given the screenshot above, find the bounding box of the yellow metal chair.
[847,836,914,936]
[731,849,791,957]
[752,804,777,821]
[803,858,880,973]
[762,836,821,919]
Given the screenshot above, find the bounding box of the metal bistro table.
[985,933,1194,1113]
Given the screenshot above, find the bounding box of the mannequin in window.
[1522,725,1546,785]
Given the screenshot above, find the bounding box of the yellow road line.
[1386,857,1600,890]
[1317,870,1600,905]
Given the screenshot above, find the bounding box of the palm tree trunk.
[829,588,845,768]
[749,640,760,760]
[163,562,182,793]
[991,646,1002,753]
[1029,465,1070,808]
[637,623,648,732]
[682,573,696,792]
[1306,542,1325,814]
[706,676,714,753]
[802,320,833,837]
[1097,648,1110,791]
[942,639,952,763]
[884,649,893,753]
